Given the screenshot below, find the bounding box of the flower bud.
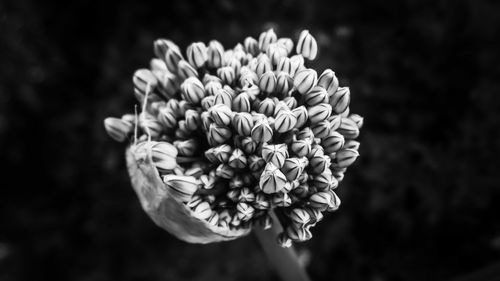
[233,112,254,136]
[240,137,257,155]
[277,233,292,248]
[289,208,311,226]
[318,69,339,96]
[290,139,311,158]
[258,28,277,52]
[275,72,293,96]
[261,144,289,168]
[280,157,304,181]
[294,68,318,94]
[311,170,337,191]
[328,88,350,117]
[310,120,330,139]
[238,187,256,203]
[204,80,222,96]
[191,201,213,220]
[217,66,236,85]
[206,40,224,68]
[228,148,247,169]
[208,123,232,144]
[349,114,364,129]
[227,57,242,75]
[157,107,177,129]
[184,109,200,131]
[153,38,178,59]
[104,117,133,142]
[255,56,272,77]
[277,37,294,55]
[344,140,360,151]
[139,113,163,138]
[286,225,312,242]
[327,190,341,212]
[304,86,329,106]
[244,36,259,56]
[305,207,324,224]
[272,192,292,207]
[296,127,314,140]
[181,77,205,104]
[133,69,158,96]
[309,191,331,211]
[273,110,297,133]
[236,202,255,221]
[211,144,232,163]
[308,103,332,124]
[177,60,198,80]
[163,174,198,203]
[154,71,178,99]
[257,98,276,117]
[323,131,345,154]
[232,92,251,113]
[251,119,273,143]
[273,101,289,116]
[258,71,277,93]
[266,43,287,65]
[296,30,318,60]
[206,212,219,226]
[277,57,292,74]
[334,148,359,168]
[253,193,271,210]
[186,42,208,68]
[328,114,342,131]
[216,163,235,179]
[209,104,233,126]
[165,47,184,72]
[243,83,261,98]
[199,174,216,190]
[289,54,305,77]
[292,183,309,198]
[211,90,231,109]
[259,162,287,194]
[337,117,360,139]
[174,139,198,156]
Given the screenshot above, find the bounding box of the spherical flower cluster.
[104,29,362,247]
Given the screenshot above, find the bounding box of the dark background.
[1,0,500,280]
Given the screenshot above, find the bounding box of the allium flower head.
[105,28,363,245]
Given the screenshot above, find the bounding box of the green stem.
[254,211,312,281]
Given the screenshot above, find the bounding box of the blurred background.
[1,0,500,280]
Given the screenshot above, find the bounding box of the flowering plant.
[104,29,362,248]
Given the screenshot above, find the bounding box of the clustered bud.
[105,29,362,247]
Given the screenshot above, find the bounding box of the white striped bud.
[275,72,293,97]
[233,112,254,136]
[308,103,332,124]
[239,188,256,203]
[228,148,247,169]
[309,150,331,174]
[248,155,266,172]
[296,30,318,60]
[153,38,178,59]
[157,107,177,129]
[212,144,232,163]
[184,109,201,131]
[257,98,276,117]
[209,104,233,126]
[286,225,312,242]
[304,86,329,106]
[104,117,133,142]
[266,43,287,65]
[296,127,314,140]
[258,28,277,52]
[232,92,251,113]
[177,60,198,80]
[349,114,364,129]
[291,139,311,158]
[213,89,233,107]
[277,37,294,55]
[241,137,258,154]
[294,68,318,94]
[207,40,224,68]
[236,202,255,221]
[337,117,360,139]
[227,58,242,76]
[139,113,163,138]
[184,167,203,178]
[253,193,271,210]
[163,174,198,203]
[150,58,168,72]
[274,101,290,116]
[277,233,292,248]
[230,214,242,227]
[323,131,345,154]
[261,143,289,168]
[259,162,287,194]
[255,56,272,77]
[327,190,341,212]
[334,148,359,168]
[277,57,292,74]
[228,175,244,190]
[292,183,309,198]
[186,42,208,68]
[208,123,232,144]
[199,174,215,190]
[217,66,236,85]
[200,96,215,113]
[251,118,273,143]
[154,71,177,99]
[174,139,198,156]
[165,47,184,72]
[289,208,311,225]
[274,110,297,133]
[181,77,205,104]
[310,120,331,139]
[206,212,219,226]
[244,36,259,56]
[280,157,304,181]
[309,191,331,211]
[289,54,305,77]
[272,192,292,207]
[344,140,360,151]
[330,87,351,114]
[328,114,342,131]
[311,170,337,191]
[216,163,235,179]
[133,69,158,96]
[191,201,212,220]
[258,71,277,93]
[204,81,222,96]
[318,69,339,96]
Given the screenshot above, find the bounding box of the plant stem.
[254,211,312,281]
